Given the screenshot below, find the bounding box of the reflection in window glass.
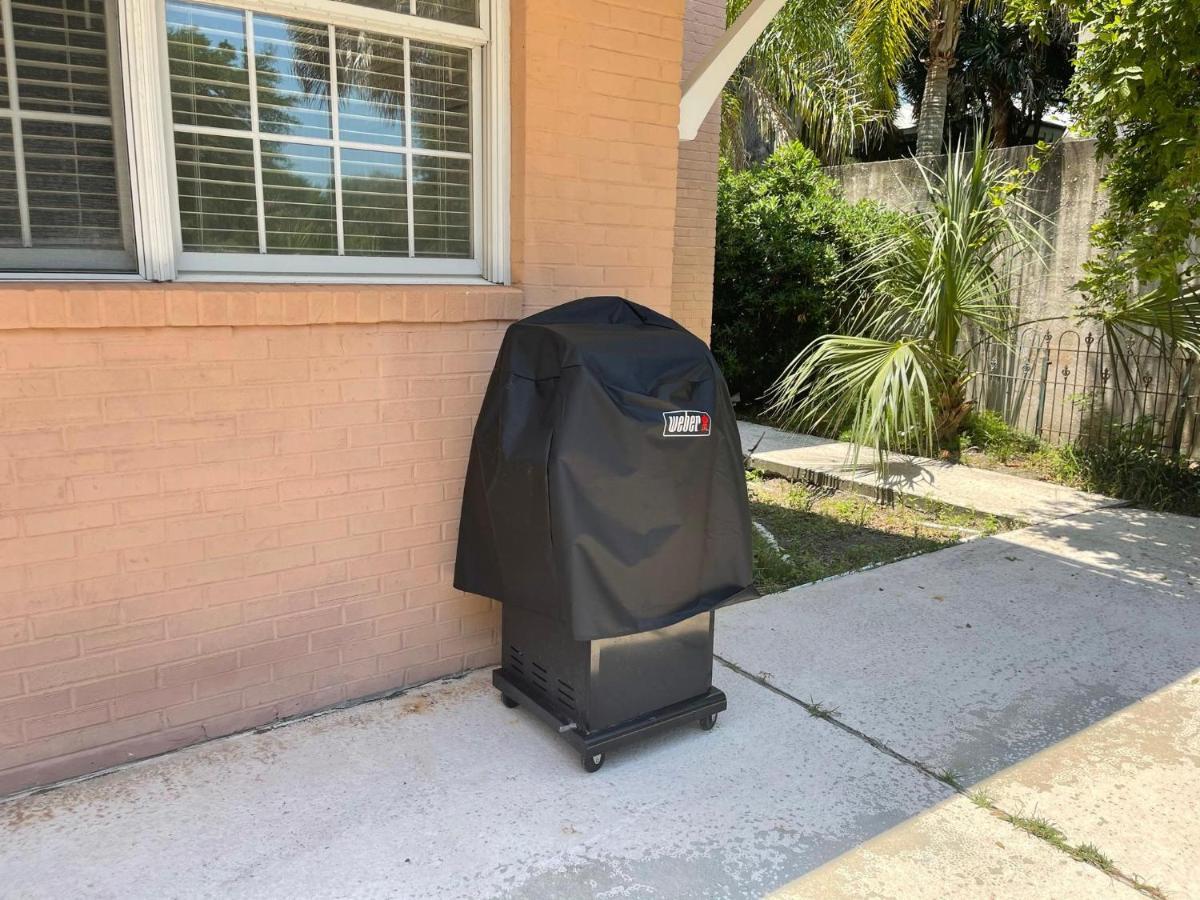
[341,148,408,256]
[262,141,336,254]
[165,1,473,262]
[341,0,479,27]
[166,2,251,131]
[413,155,470,258]
[254,15,331,141]
[415,0,478,27]
[410,41,470,154]
[337,32,406,147]
[175,132,258,252]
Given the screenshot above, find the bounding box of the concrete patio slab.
[0,666,954,900]
[717,507,1200,787]
[975,672,1200,897]
[739,421,1120,522]
[772,794,1137,900]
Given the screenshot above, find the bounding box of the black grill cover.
[454,296,753,640]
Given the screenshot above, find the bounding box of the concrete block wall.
[0,0,703,797]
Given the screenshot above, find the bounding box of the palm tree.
[850,0,993,156]
[898,5,1075,148]
[722,0,890,167]
[765,134,1046,458]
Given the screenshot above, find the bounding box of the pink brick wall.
[512,0,686,317]
[671,0,726,342]
[0,0,701,797]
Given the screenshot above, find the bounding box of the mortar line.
[715,654,1163,898]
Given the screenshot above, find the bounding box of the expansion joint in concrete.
[714,655,1164,898]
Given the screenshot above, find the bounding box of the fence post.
[1034,333,1052,438]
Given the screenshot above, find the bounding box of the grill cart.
[455,297,754,772]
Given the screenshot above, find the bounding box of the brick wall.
[671,0,726,342]
[512,0,686,317]
[0,0,699,797]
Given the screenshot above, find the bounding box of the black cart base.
[492,607,726,772]
[493,669,725,773]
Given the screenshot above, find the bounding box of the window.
[0,0,135,272]
[0,0,508,282]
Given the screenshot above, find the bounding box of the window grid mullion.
[328,23,345,257]
[170,121,470,159]
[403,36,416,258]
[1,0,32,247]
[243,10,267,255]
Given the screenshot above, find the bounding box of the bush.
[1051,420,1200,516]
[713,143,900,408]
[961,410,1044,461]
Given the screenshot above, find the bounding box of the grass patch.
[747,473,1021,594]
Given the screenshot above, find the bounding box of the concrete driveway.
[1,507,1197,898]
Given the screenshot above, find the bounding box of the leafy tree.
[765,135,1045,456]
[713,143,901,404]
[1009,0,1200,359]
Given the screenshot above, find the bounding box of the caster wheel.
[500,694,519,709]
[582,752,605,773]
[699,712,718,731]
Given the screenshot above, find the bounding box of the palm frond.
[723,0,891,165]
[850,0,930,108]
[766,335,943,461]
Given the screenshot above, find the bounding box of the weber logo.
[662,410,711,437]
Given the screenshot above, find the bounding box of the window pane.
[167,1,252,131]
[336,31,405,147]
[415,0,478,26]
[409,41,470,154]
[341,148,408,256]
[412,154,469,258]
[337,1,479,27]
[175,131,258,252]
[262,141,335,254]
[0,122,20,247]
[24,120,123,248]
[0,0,132,270]
[11,0,110,117]
[254,15,331,141]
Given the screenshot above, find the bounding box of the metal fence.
[966,329,1200,458]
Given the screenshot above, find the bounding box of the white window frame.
[0,0,138,273]
[3,0,509,284]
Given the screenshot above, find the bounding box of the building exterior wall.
[670,0,726,342]
[0,0,694,797]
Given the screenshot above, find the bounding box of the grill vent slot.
[557,679,576,710]
[530,660,549,692]
[508,645,525,676]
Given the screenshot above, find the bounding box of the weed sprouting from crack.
[805,699,840,720]
[1005,813,1165,897]
[936,768,964,791]
[968,789,994,809]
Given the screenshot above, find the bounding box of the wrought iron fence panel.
[966,329,1199,458]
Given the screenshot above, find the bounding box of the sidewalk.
[2,507,1196,898]
[739,422,1120,522]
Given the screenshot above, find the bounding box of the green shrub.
[1051,420,1200,516]
[713,143,900,408]
[961,410,1044,461]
